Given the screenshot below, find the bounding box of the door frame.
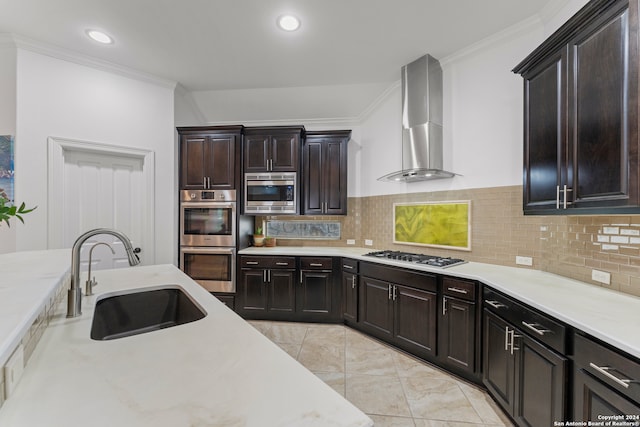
[47,136,156,264]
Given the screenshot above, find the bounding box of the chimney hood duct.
[378,54,457,182]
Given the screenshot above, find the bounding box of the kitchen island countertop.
[0,253,372,427]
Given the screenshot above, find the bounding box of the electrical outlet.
[592,269,611,285]
[4,344,25,399]
[516,256,533,266]
[346,239,356,245]
[364,239,373,246]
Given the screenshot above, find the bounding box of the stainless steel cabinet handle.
[505,326,510,351]
[521,321,552,336]
[486,300,507,309]
[300,270,303,284]
[556,185,560,209]
[510,330,521,355]
[563,185,573,209]
[246,261,259,265]
[275,262,289,266]
[207,177,211,188]
[263,269,267,282]
[268,270,271,282]
[589,363,632,389]
[204,177,208,188]
[388,284,392,300]
[443,297,448,316]
[447,287,468,294]
[351,276,356,289]
[310,263,323,267]
[343,265,354,270]
[392,285,397,301]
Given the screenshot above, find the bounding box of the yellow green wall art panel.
[393,201,471,251]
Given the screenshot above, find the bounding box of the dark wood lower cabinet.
[359,275,436,359]
[574,369,640,420]
[342,271,358,324]
[238,268,295,318]
[394,284,436,359]
[298,270,332,315]
[483,310,567,426]
[439,296,476,375]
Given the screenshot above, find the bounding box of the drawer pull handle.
[485,300,507,309]
[589,363,632,389]
[246,261,259,265]
[310,263,323,267]
[521,321,552,336]
[343,265,354,269]
[275,262,289,266]
[448,287,468,294]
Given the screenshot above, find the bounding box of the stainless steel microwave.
[244,172,297,214]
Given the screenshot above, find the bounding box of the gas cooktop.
[364,250,466,268]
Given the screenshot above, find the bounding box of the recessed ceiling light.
[86,29,114,45]
[277,14,300,32]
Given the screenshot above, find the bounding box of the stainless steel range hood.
[378,54,457,182]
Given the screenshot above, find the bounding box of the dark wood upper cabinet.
[177,126,242,190]
[514,0,640,214]
[243,127,303,173]
[303,130,350,215]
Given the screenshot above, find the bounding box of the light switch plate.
[364,239,373,246]
[4,344,25,399]
[516,256,533,266]
[592,269,611,285]
[346,239,356,245]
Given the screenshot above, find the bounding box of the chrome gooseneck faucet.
[85,242,115,296]
[67,228,141,318]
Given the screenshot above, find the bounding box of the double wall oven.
[180,189,236,293]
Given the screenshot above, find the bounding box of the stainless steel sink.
[90,286,207,340]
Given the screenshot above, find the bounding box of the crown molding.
[206,117,360,129]
[10,33,177,89]
[440,15,542,66]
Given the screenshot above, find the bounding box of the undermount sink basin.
[90,286,207,341]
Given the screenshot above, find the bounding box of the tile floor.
[248,320,514,427]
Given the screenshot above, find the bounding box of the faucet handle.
[85,277,98,296]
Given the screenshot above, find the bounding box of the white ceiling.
[0,0,556,90]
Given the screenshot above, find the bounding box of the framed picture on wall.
[0,135,14,203]
[393,200,471,251]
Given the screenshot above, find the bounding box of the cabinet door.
[514,333,567,426]
[439,296,475,374]
[206,135,236,189]
[393,284,437,358]
[568,2,639,209]
[180,135,208,190]
[574,368,640,421]
[359,276,393,339]
[244,134,270,172]
[239,269,268,313]
[522,50,567,213]
[298,270,332,315]
[483,310,516,414]
[268,270,295,313]
[270,133,299,171]
[303,140,323,214]
[342,271,358,323]
[324,139,347,214]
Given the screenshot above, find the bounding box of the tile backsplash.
[262,185,640,297]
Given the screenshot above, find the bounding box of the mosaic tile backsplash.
[262,185,640,298]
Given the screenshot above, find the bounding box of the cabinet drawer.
[483,287,567,353]
[301,257,332,270]
[574,333,640,404]
[442,277,476,301]
[341,258,358,273]
[360,262,437,293]
[240,256,296,269]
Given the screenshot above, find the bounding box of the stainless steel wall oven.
[180,189,236,292]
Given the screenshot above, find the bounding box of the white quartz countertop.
[0,256,372,427]
[240,246,640,359]
[0,248,70,367]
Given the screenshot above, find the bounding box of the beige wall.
[268,185,640,298]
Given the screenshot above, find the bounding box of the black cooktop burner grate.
[364,250,466,268]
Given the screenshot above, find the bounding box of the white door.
[48,137,155,273]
